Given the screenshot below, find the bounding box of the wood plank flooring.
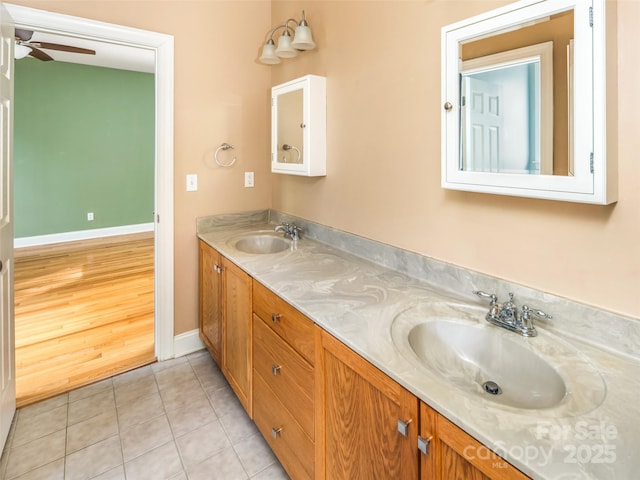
[14,232,156,407]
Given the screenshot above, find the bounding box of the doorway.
[6,4,175,398]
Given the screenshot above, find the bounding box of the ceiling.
[16,29,155,73]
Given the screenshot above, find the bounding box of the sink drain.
[482,380,502,395]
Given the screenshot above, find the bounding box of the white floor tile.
[5,430,65,479]
[12,405,67,448]
[123,441,183,480]
[176,420,231,470]
[64,435,122,480]
[120,414,173,462]
[66,410,118,454]
[5,354,286,480]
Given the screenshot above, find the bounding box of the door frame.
[6,3,175,360]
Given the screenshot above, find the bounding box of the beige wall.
[271,1,639,319]
[10,0,639,339]
[9,0,274,335]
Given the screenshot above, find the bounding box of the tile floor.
[0,350,290,480]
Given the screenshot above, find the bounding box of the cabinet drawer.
[253,280,315,365]
[253,314,314,438]
[253,373,314,480]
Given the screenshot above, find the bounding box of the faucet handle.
[290,225,303,238]
[473,291,498,305]
[521,305,553,321]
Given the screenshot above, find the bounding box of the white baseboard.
[173,329,205,358]
[15,223,155,248]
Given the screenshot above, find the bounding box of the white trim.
[14,223,154,248]
[6,3,175,360]
[173,330,205,358]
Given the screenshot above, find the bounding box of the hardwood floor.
[14,232,156,407]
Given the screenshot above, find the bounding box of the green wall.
[14,58,154,238]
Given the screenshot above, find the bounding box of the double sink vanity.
[197,210,640,480]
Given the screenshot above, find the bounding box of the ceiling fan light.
[14,44,31,59]
[259,41,280,65]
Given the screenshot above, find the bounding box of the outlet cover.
[244,172,254,188]
[87,212,94,221]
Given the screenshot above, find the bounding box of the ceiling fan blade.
[28,47,54,62]
[35,42,96,55]
[15,28,33,41]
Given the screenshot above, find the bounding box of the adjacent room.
[13,51,156,406]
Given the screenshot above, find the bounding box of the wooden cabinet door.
[222,257,253,416]
[198,241,223,365]
[319,331,419,480]
[421,401,530,480]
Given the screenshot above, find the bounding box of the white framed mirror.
[441,0,616,204]
[271,74,326,176]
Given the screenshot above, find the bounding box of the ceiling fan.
[14,28,96,61]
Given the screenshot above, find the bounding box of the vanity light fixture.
[259,10,316,65]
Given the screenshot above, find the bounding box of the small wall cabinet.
[271,74,326,176]
[441,0,616,204]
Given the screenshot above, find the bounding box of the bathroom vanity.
[199,235,529,479]
[197,210,640,480]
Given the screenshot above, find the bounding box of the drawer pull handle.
[418,435,433,455]
[271,427,283,439]
[397,418,412,437]
[271,313,282,323]
[271,365,281,376]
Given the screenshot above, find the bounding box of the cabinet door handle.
[213,264,222,274]
[397,418,412,437]
[271,427,283,439]
[418,435,433,455]
[271,313,282,323]
[271,365,281,376]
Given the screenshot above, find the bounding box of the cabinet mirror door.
[271,75,326,177]
[441,0,615,204]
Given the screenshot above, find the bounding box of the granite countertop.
[197,214,640,480]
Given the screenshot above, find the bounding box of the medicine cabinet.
[441,0,616,204]
[271,75,326,176]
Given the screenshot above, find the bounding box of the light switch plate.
[186,174,198,192]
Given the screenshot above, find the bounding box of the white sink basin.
[392,305,605,416]
[232,233,290,254]
[408,320,565,409]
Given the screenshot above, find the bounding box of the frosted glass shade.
[259,42,280,64]
[291,26,316,51]
[275,34,298,58]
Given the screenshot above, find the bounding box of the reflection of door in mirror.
[460,9,573,176]
[276,89,304,164]
[461,42,552,174]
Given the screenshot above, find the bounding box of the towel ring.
[282,144,301,163]
[214,143,237,167]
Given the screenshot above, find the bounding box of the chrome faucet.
[274,223,303,241]
[473,291,552,337]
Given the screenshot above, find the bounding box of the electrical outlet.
[87,212,94,221]
[244,172,254,188]
[186,174,198,192]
